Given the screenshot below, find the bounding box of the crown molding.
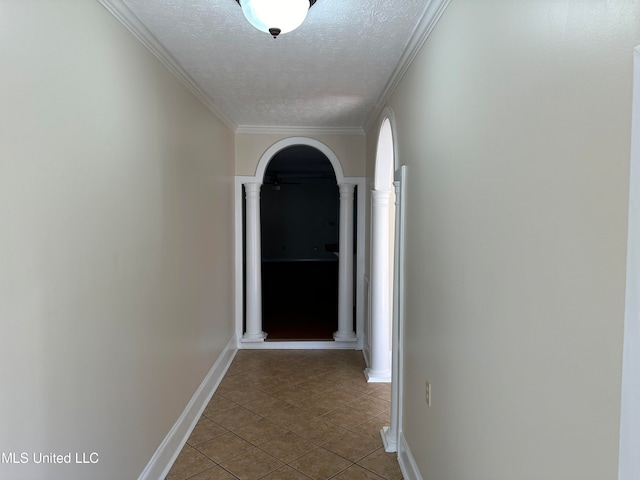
[97,0,238,131]
[98,0,448,137]
[235,125,365,136]
[364,0,451,133]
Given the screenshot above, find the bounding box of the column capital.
[244,183,262,197]
[371,189,391,206]
[338,183,356,196]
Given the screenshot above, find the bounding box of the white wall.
[0,1,235,479]
[370,1,640,478]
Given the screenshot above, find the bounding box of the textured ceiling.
[105,0,440,132]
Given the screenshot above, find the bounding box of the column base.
[364,367,391,383]
[333,331,357,342]
[380,426,397,453]
[241,331,268,343]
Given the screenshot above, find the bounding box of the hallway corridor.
[166,350,402,480]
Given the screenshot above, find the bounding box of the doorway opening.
[260,145,341,340]
[235,137,365,349]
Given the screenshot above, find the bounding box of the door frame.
[234,137,366,349]
[618,45,640,480]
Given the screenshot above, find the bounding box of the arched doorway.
[235,137,365,348]
[260,145,340,339]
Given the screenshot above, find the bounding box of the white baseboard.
[380,426,397,453]
[398,432,424,480]
[137,334,238,480]
[240,340,358,350]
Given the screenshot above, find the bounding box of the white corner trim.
[137,335,238,480]
[618,45,640,480]
[364,0,451,132]
[97,0,237,131]
[398,432,425,480]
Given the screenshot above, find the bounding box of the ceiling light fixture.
[235,0,317,39]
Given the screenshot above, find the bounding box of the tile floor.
[166,349,403,480]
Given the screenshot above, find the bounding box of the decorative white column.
[382,180,402,451]
[334,183,357,342]
[242,183,267,343]
[365,189,392,382]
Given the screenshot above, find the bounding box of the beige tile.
[292,379,335,396]
[348,395,391,416]
[337,378,381,394]
[232,417,289,446]
[217,375,246,392]
[219,386,269,406]
[289,447,352,480]
[207,405,263,431]
[369,384,392,401]
[266,405,316,429]
[187,417,229,446]
[321,431,381,463]
[187,465,238,480]
[287,371,329,386]
[332,464,387,480]
[296,393,345,417]
[321,387,367,405]
[321,405,373,430]
[196,432,254,464]
[289,416,348,445]
[203,395,238,417]
[246,375,292,395]
[165,444,215,480]
[225,358,264,376]
[332,370,371,384]
[350,417,389,440]
[271,383,319,404]
[375,409,391,423]
[259,465,314,480]
[219,447,283,480]
[259,431,318,463]
[243,395,293,417]
[170,350,399,480]
[357,448,403,480]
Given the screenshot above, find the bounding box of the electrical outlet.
[425,381,431,407]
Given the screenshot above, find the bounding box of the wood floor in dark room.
[261,261,340,340]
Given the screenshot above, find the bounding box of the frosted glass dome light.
[237,0,315,38]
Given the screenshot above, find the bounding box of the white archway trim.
[373,108,398,192]
[254,137,346,184]
[234,137,365,350]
